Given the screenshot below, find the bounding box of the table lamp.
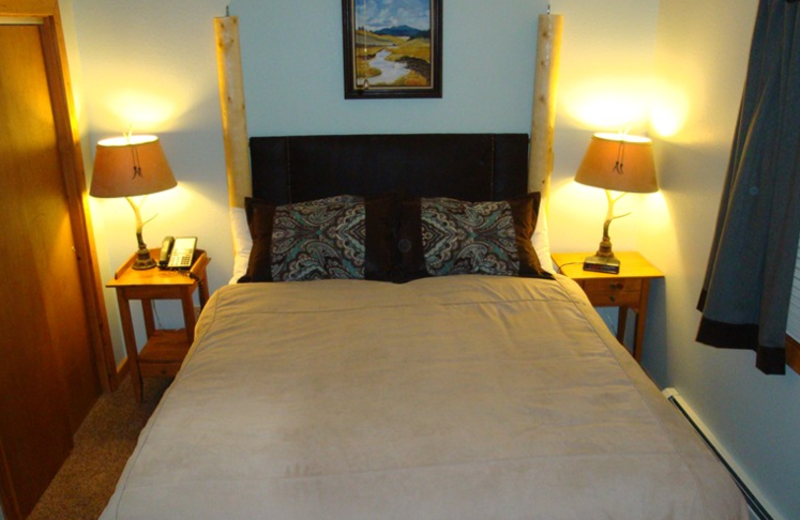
[574,132,658,274]
[90,134,177,270]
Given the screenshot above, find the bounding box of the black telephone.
[159,236,197,270]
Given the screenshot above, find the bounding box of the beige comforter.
[101,275,746,519]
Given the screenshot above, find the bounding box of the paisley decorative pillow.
[396,193,550,282]
[240,195,396,283]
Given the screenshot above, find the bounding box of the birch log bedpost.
[528,12,563,205]
[215,15,252,209]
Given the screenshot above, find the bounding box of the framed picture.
[342,0,442,99]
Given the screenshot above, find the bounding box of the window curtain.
[697,0,800,375]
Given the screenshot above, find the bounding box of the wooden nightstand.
[551,251,663,363]
[107,249,210,402]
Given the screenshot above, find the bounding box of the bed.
[100,133,747,519]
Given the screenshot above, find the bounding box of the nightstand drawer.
[581,278,642,306]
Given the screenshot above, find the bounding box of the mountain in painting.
[375,25,424,38]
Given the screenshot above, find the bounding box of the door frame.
[0,1,117,393]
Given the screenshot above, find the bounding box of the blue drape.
[697,0,800,374]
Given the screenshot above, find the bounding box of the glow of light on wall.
[91,59,214,134]
[561,77,655,131]
[549,175,662,253]
[634,189,676,260]
[644,190,671,229]
[548,177,614,250]
[650,82,690,138]
[133,184,208,233]
[104,90,176,129]
[152,183,191,214]
[90,183,188,261]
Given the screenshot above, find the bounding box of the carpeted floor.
[28,377,170,520]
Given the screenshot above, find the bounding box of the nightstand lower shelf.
[137,330,191,378]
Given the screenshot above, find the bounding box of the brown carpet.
[28,377,170,520]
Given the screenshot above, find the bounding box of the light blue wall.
[232,1,546,137]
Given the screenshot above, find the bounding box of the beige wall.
[549,0,660,254]
[59,0,126,362]
[71,0,230,363]
[643,1,800,518]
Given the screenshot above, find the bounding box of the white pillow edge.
[532,206,553,273]
[229,206,251,284]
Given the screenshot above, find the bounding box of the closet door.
[0,22,100,519]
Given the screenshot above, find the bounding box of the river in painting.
[367,49,410,85]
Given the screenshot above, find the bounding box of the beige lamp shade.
[90,135,177,198]
[574,133,658,193]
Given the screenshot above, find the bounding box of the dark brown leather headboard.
[249,134,529,204]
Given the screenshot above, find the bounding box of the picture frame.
[342,0,443,99]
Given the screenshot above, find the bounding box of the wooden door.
[0,21,100,430]
[0,23,91,518]
[0,6,114,518]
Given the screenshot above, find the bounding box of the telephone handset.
[159,236,197,270]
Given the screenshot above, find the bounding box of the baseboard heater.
[662,388,775,520]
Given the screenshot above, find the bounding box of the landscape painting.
[342,0,442,99]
